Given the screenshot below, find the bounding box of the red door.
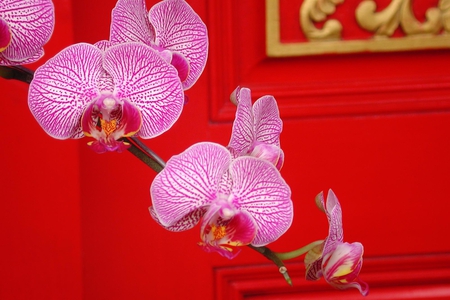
[2,0,450,299]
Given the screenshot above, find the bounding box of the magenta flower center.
[0,18,11,52]
[81,92,142,153]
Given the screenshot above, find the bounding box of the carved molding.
[207,1,450,122]
[266,0,450,57]
[215,253,450,300]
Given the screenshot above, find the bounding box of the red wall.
[0,1,83,299]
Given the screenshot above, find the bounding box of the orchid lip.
[0,18,11,52]
[81,93,142,153]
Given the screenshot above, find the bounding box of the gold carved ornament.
[266,0,450,57]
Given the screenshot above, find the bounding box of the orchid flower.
[228,87,284,170]
[28,42,184,153]
[110,0,208,90]
[0,0,54,65]
[150,142,293,259]
[304,189,369,296]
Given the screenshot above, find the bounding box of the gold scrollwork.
[356,0,443,36]
[266,0,450,57]
[300,0,344,40]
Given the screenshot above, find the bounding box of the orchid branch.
[3,64,292,285]
[0,65,33,83]
[248,245,293,285]
[122,137,165,173]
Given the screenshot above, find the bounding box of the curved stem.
[248,245,292,286]
[274,240,324,261]
[4,64,299,286]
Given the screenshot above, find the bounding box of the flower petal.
[305,241,325,281]
[109,0,154,44]
[170,51,190,82]
[151,142,232,227]
[0,18,11,51]
[322,189,344,256]
[28,43,103,139]
[0,0,54,63]
[149,206,207,232]
[103,42,184,138]
[253,95,282,147]
[0,48,43,66]
[149,0,208,89]
[228,87,255,156]
[323,242,369,296]
[229,156,293,246]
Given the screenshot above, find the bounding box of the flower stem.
[248,245,293,286]
[122,137,165,173]
[274,240,324,261]
[5,64,302,286]
[0,66,33,83]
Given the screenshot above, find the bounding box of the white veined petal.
[109,0,154,44]
[253,95,282,146]
[149,0,208,89]
[228,87,255,155]
[28,43,103,139]
[0,0,54,62]
[151,142,232,227]
[103,42,184,138]
[230,156,293,246]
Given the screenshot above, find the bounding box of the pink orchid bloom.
[305,189,369,296]
[150,142,293,259]
[228,87,284,169]
[28,42,184,153]
[0,0,54,65]
[110,0,208,90]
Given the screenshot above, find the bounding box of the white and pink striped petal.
[228,87,284,169]
[151,142,232,227]
[228,87,255,156]
[149,0,208,89]
[229,156,293,246]
[149,206,207,232]
[0,0,54,64]
[103,42,184,138]
[110,0,154,45]
[28,43,103,139]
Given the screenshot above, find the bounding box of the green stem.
[248,245,293,286]
[274,240,324,261]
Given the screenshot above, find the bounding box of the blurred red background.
[1,0,450,299]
